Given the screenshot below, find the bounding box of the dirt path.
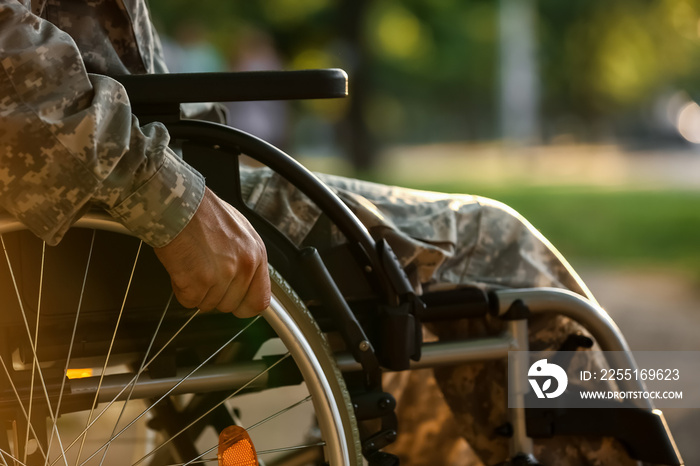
[580,267,700,465]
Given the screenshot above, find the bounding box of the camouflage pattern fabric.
[242,168,593,296]
[0,1,638,464]
[242,168,639,466]
[0,0,203,247]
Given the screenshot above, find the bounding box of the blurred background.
[149,0,700,463]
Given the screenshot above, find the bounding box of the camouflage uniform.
[0,0,202,247]
[0,1,636,465]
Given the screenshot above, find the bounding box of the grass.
[370,180,700,281]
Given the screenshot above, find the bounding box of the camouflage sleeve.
[0,1,204,247]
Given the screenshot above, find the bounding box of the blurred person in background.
[161,19,225,73]
[224,27,289,149]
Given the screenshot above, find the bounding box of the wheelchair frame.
[123,69,681,465]
[0,69,684,466]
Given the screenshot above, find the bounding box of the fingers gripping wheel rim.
[0,212,361,466]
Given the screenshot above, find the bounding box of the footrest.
[527,406,683,465]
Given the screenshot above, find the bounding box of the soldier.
[0,0,269,317]
[0,1,637,464]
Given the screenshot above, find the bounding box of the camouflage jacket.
[0,0,204,247]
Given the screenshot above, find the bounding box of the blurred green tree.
[148,0,700,167]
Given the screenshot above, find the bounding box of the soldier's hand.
[154,188,270,318]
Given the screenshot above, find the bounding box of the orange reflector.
[66,368,93,379]
[218,425,258,466]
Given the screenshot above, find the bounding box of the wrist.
[108,148,206,247]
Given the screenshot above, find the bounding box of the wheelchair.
[0,69,684,466]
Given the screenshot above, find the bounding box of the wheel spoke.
[78,316,265,466]
[257,442,326,456]
[184,395,313,466]
[0,355,47,462]
[130,348,288,466]
[0,446,27,466]
[47,308,203,466]
[97,293,175,466]
[246,395,312,432]
[74,241,143,466]
[165,459,218,466]
[44,230,96,466]
[24,241,45,464]
[0,235,60,465]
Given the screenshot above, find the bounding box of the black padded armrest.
[114,69,348,106]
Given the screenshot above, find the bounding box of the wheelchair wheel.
[0,212,361,466]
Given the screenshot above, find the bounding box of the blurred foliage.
[539,0,700,138]
[148,0,700,146]
[376,180,700,282]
